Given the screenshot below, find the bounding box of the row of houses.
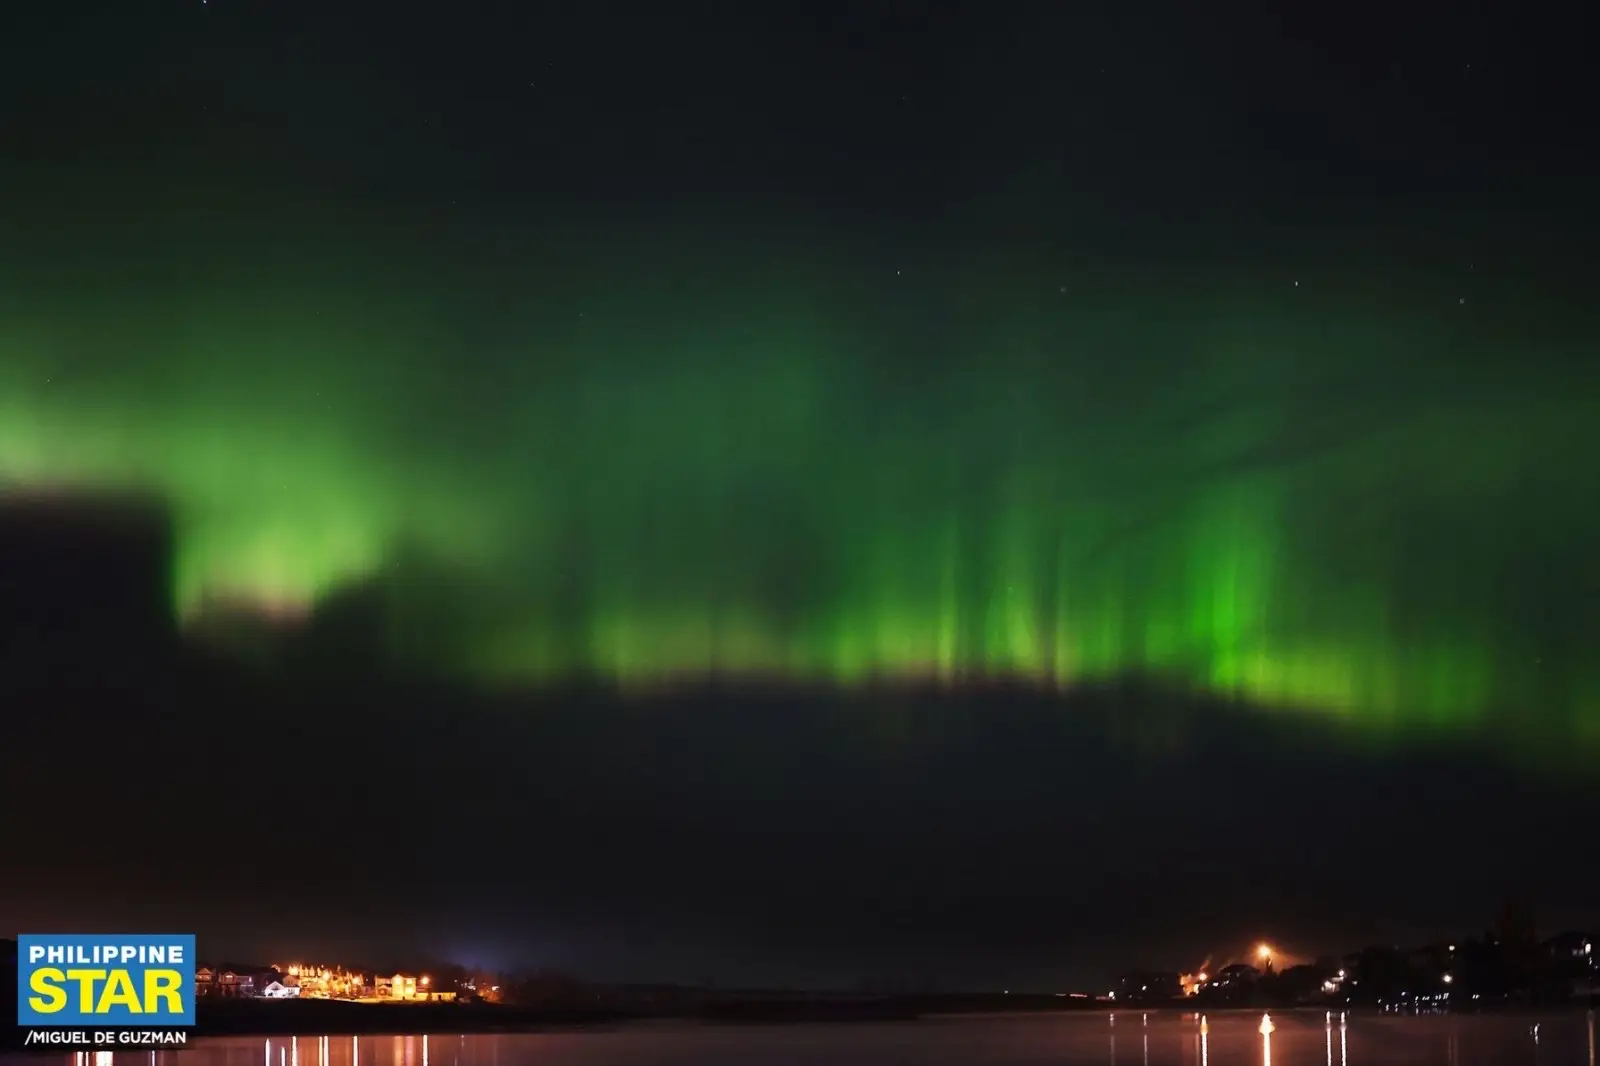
[198,965,456,1002]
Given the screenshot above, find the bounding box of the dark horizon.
[3,0,1598,995]
[5,504,1596,990]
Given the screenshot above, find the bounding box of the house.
[375,974,454,1002]
[195,966,266,997]
[329,971,369,999]
[276,965,369,999]
[261,981,301,999]
[1542,931,1594,962]
[1209,964,1260,990]
[217,970,255,997]
[282,966,324,996]
[210,967,275,998]
[375,974,411,999]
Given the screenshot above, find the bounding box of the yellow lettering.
[143,969,183,1015]
[28,968,67,1013]
[98,970,142,1013]
[29,965,188,1017]
[65,969,107,1013]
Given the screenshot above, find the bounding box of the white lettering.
[34,942,187,965]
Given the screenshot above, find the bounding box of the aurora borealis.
[10,0,1600,993]
[2,171,1596,759]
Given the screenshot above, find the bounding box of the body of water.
[7,1010,1596,1066]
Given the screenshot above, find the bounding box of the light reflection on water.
[8,1011,1595,1066]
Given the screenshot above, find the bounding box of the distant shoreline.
[187,995,999,1034]
[185,985,1597,1034]
[184,998,1587,1037]
[7,995,1595,1053]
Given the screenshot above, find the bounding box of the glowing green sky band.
[1,193,1595,756]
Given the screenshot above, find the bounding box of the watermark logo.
[16,934,195,1047]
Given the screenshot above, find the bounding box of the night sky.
[2,1,1597,991]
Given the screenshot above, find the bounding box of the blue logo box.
[16,934,196,1027]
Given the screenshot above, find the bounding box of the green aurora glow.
[2,180,1597,755]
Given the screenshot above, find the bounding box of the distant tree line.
[1120,921,1596,1010]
